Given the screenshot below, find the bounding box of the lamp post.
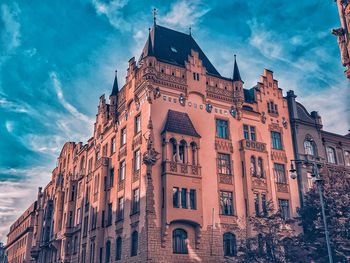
[289,159,333,263]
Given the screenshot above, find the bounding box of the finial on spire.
[189,27,192,36]
[152,8,157,25]
[233,54,242,82]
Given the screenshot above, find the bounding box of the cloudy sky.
[0,0,349,242]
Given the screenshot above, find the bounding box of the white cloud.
[91,0,129,30]
[50,71,93,125]
[0,167,51,242]
[161,0,210,29]
[0,95,30,113]
[0,2,21,53]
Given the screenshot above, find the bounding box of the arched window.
[250,156,257,176]
[190,142,197,165]
[105,240,111,263]
[115,237,122,261]
[344,151,350,166]
[257,158,264,178]
[170,138,177,162]
[326,147,336,164]
[179,140,187,164]
[130,231,138,257]
[223,233,237,257]
[172,229,188,254]
[304,140,314,156]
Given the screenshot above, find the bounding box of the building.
[0,242,7,263]
[7,23,300,262]
[333,0,350,80]
[287,90,350,204]
[5,202,36,263]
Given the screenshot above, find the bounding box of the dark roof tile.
[162,110,200,137]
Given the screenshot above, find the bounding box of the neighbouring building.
[287,90,350,204]
[5,202,36,263]
[6,23,300,262]
[0,242,6,263]
[333,0,350,80]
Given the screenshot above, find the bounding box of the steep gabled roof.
[140,24,221,76]
[233,55,242,82]
[162,110,201,137]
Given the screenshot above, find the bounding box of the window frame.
[216,119,229,139]
[172,229,188,254]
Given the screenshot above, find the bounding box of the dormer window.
[170,46,177,53]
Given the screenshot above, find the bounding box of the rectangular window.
[109,168,114,187]
[83,216,88,237]
[254,193,260,216]
[132,188,140,214]
[134,149,141,172]
[278,199,290,220]
[102,144,108,157]
[271,131,282,150]
[101,210,105,228]
[193,72,196,80]
[243,125,249,140]
[68,211,73,227]
[117,197,124,221]
[181,188,187,209]
[190,189,196,210]
[220,191,234,215]
[107,203,112,226]
[71,185,75,201]
[216,119,229,139]
[250,126,256,141]
[135,115,141,134]
[76,208,81,225]
[173,187,179,208]
[262,193,267,216]
[111,137,116,154]
[121,127,126,146]
[88,158,93,173]
[119,161,125,182]
[217,153,232,175]
[274,163,287,184]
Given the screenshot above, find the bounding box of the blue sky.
[0,0,349,241]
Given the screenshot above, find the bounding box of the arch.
[115,237,122,261]
[223,232,237,257]
[130,231,138,257]
[169,138,177,161]
[172,228,188,254]
[190,142,198,165]
[250,156,257,176]
[105,240,111,263]
[179,140,187,164]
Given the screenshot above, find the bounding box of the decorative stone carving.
[169,161,177,172]
[219,175,233,184]
[206,102,213,113]
[282,117,288,129]
[252,178,267,190]
[179,93,186,106]
[153,87,161,100]
[134,95,140,110]
[276,183,289,193]
[230,106,237,118]
[215,138,234,153]
[180,164,188,174]
[332,27,350,66]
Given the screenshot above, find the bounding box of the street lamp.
[289,159,333,263]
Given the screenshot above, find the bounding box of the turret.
[232,55,244,119]
[109,70,119,122]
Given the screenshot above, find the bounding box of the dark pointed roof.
[162,110,201,137]
[140,25,220,76]
[146,29,154,56]
[111,70,118,96]
[233,55,242,82]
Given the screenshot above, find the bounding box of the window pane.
[271,132,282,150]
[274,163,286,184]
[173,229,188,254]
[173,187,179,208]
[190,189,196,210]
[216,119,229,139]
[181,188,187,208]
[220,191,233,215]
[218,154,231,175]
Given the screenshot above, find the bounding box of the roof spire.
[189,27,192,36]
[147,27,154,56]
[233,54,242,82]
[111,70,119,96]
[152,8,157,25]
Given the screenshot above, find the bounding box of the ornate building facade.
[287,90,350,204]
[333,0,350,80]
[5,202,36,263]
[6,24,300,262]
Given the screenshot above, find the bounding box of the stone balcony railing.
[162,161,201,177]
[240,139,267,152]
[95,157,110,169]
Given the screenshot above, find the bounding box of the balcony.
[240,139,267,152]
[162,161,201,177]
[95,157,110,169]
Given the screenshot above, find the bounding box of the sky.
[0,0,349,242]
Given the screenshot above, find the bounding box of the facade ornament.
[143,118,159,173]
[146,86,153,104]
[230,106,237,118]
[206,102,213,113]
[261,112,267,124]
[179,93,186,106]
[124,109,128,121]
[282,117,288,129]
[134,95,140,110]
[153,87,161,100]
[332,27,350,66]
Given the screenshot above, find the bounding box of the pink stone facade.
[6,24,300,262]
